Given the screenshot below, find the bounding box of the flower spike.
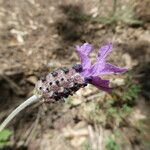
[34,43,127,102]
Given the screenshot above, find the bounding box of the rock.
[110,78,125,87]
[27,76,38,84]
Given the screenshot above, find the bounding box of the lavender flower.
[0,43,128,131]
[76,43,127,91]
[34,43,127,102]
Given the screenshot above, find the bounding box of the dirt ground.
[0,0,150,150]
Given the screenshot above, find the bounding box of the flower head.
[34,42,127,102]
[76,43,127,91]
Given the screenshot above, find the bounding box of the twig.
[88,125,97,150]
[0,95,42,132]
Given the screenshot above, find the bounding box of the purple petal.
[76,43,93,70]
[88,62,127,76]
[91,76,112,92]
[77,53,91,70]
[81,69,91,77]
[99,63,128,75]
[88,43,113,76]
[76,43,92,55]
[97,43,112,60]
[88,61,105,76]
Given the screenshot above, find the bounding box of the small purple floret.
[76,43,128,91]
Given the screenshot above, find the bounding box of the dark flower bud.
[46,88,49,92]
[64,88,71,95]
[61,67,69,74]
[68,88,73,95]
[62,89,69,98]
[72,64,82,72]
[71,83,80,91]
[61,78,64,81]
[51,71,58,77]
[49,82,53,85]
[55,80,59,85]
[52,92,60,101]
[83,83,87,87]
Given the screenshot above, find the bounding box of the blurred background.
[0,0,149,150]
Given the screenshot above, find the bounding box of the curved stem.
[0,95,42,132]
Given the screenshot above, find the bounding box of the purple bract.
[76,43,127,91]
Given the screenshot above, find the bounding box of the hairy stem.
[0,95,42,132]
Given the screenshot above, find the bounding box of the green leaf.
[106,136,120,150]
[0,129,13,142]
